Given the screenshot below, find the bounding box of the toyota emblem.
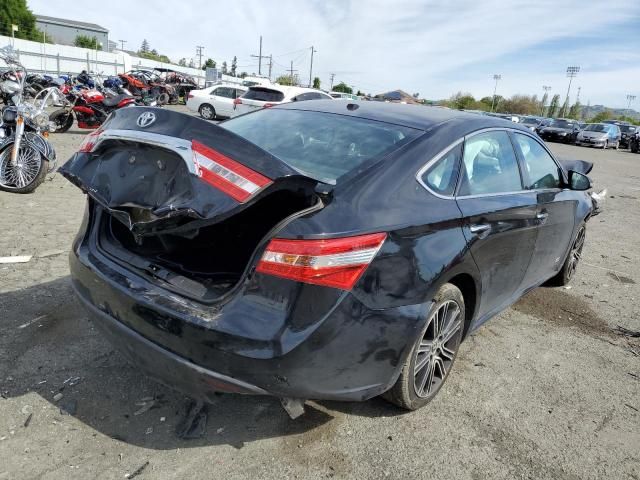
[136,111,156,128]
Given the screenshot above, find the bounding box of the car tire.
[615,141,620,150]
[384,283,465,411]
[547,224,586,287]
[199,104,216,120]
[603,140,608,150]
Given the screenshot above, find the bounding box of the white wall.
[0,35,205,85]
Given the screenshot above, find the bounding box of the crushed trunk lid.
[60,107,318,236]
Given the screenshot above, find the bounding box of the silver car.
[575,123,621,149]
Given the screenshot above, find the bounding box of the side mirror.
[568,170,592,191]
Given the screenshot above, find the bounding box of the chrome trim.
[415,137,464,200]
[90,129,196,175]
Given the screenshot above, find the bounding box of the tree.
[276,75,294,86]
[140,39,150,53]
[448,91,476,110]
[332,82,353,94]
[559,97,570,117]
[590,110,612,123]
[547,94,561,118]
[178,58,186,67]
[151,49,158,56]
[568,101,581,120]
[313,77,321,89]
[0,0,46,41]
[188,58,195,68]
[221,61,228,75]
[74,35,102,50]
[356,90,364,97]
[413,92,420,99]
[230,56,238,76]
[540,92,549,116]
[202,58,216,70]
[239,72,248,78]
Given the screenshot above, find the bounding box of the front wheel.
[199,103,216,120]
[49,110,74,133]
[603,140,608,150]
[548,224,586,286]
[0,144,48,193]
[384,283,465,410]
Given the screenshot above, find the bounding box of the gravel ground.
[0,106,638,480]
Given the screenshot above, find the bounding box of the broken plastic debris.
[133,400,155,416]
[176,400,207,439]
[0,255,32,264]
[53,393,63,402]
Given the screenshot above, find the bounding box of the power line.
[118,39,126,51]
[250,35,269,76]
[308,46,316,87]
[196,45,204,69]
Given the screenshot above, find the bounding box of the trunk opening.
[98,188,320,301]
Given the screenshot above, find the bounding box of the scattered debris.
[176,400,207,440]
[160,417,166,422]
[23,414,33,428]
[614,326,640,338]
[564,285,572,290]
[60,400,78,416]
[125,461,149,479]
[37,380,47,385]
[624,404,638,412]
[473,362,486,367]
[17,315,47,330]
[133,399,155,416]
[145,427,153,435]
[63,377,82,387]
[20,405,33,415]
[627,372,638,380]
[0,255,32,264]
[216,427,225,434]
[53,393,63,402]
[37,249,66,258]
[607,272,636,284]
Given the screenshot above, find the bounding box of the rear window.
[243,87,285,102]
[221,109,421,183]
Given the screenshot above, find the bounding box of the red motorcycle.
[49,87,135,132]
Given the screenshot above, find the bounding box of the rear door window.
[420,144,461,197]
[292,92,328,102]
[243,88,285,102]
[213,87,235,99]
[458,131,522,196]
[513,133,561,189]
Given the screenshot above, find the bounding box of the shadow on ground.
[0,276,403,450]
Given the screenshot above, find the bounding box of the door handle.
[470,224,491,236]
[536,212,549,223]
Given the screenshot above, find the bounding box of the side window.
[458,131,522,196]
[513,133,561,189]
[420,143,461,197]
[213,87,233,99]
[234,89,246,99]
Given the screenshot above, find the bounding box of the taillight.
[78,128,103,152]
[263,103,276,108]
[188,94,194,99]
[192,140,272,202]
[256,233,387,290]
[233,98,242,105]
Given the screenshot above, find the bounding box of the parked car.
[231,85,332,117]
[186,84,247,120]
[518,116,542,132]
[330,92,360,101]
[618,124,638,149]
[60,103,597,416]
[630,130,640,153]
[538,118,581,143]
[575,123,621,149]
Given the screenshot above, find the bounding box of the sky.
[29,0,640,109]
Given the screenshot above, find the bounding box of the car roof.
[250,84,327,95]
[275,99,531,132]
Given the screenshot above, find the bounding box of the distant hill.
[580,105,639,121]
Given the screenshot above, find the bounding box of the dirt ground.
[0,106,638,480]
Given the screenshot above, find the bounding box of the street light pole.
[309,46,316,88]
[541,85,552,116]
[563,66,580,117]
[626,94,637,111]
[490,74,501,112]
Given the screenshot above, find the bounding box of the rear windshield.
[550,120,575,128]
[221,109,421,183]
[520,117,539,125]
[243,88,285,102]
[620,125,636,133]
[584,124,608,132]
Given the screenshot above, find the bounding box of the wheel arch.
[444,272,478,339]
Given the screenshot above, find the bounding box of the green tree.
[540,92,549,116]
[178,58,186,67]
[140,39,150,53]
[188,58,195,68]
[332,82,353,94]
[547,94,561,118]
[559,97,570,117]
[567,101,582,119]
[448,91,476,110]
[74,35,102,49]
[313,77,321,89]
[0,0,46,41]
[150,48,158,56]
[221,61,228,75]
[230,56,237,76]
[276,75,294,86]
[356,90,364,97]
[239,71,248,78]
[590,110,612,123]
[202,58,216,70]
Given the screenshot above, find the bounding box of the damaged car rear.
[61,103,597,416]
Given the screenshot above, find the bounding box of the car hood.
[579,131,607,139]
[542,127,573,133]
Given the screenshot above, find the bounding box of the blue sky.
[29,0,640,108]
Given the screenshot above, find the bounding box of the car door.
[211,87,234,117]
[512,132,576,287]
[455,129,539,319]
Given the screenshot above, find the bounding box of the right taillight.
[78,128,104,152]
[233,98,242,105]
[256,233,387,290]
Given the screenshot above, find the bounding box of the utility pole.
[329,73,335,90]
[563,66,580,117]
[118,39,126,51]
[626,94,637,111]
[288,61,298,86]
[309,46,317,87]
[268,55,273,81]
[490,74,501,112]
[541,85,552,116]
[196,46,204,69]
[576,86,581,103]
[250,36,269,76]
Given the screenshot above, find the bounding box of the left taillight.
[78,128,103,152]
[256,232,387,290]
[192,140,272,202]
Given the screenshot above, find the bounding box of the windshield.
[584,124,608,132]
[520,117,539,125]
[550,119,575,129]
[221,109,421,183]
[620,125,636,133]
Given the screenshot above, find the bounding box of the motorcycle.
[0,46,58,193]
[119,70,175,105]
[49,85,136,132]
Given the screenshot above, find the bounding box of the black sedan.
[61,102,595,416]
[538,118,582,143]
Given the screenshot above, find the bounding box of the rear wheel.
[384,283,464,410]
[49,109,74,133]
[603,140,608,150]
[157,92,170,105]
[548,224,586,286]
[0,144,48,193]
[199,103,216,120]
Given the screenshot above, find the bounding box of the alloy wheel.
[200,105,214,120]
[566,226,585,281]
[0,146,42,189]
[413,300,462,398]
